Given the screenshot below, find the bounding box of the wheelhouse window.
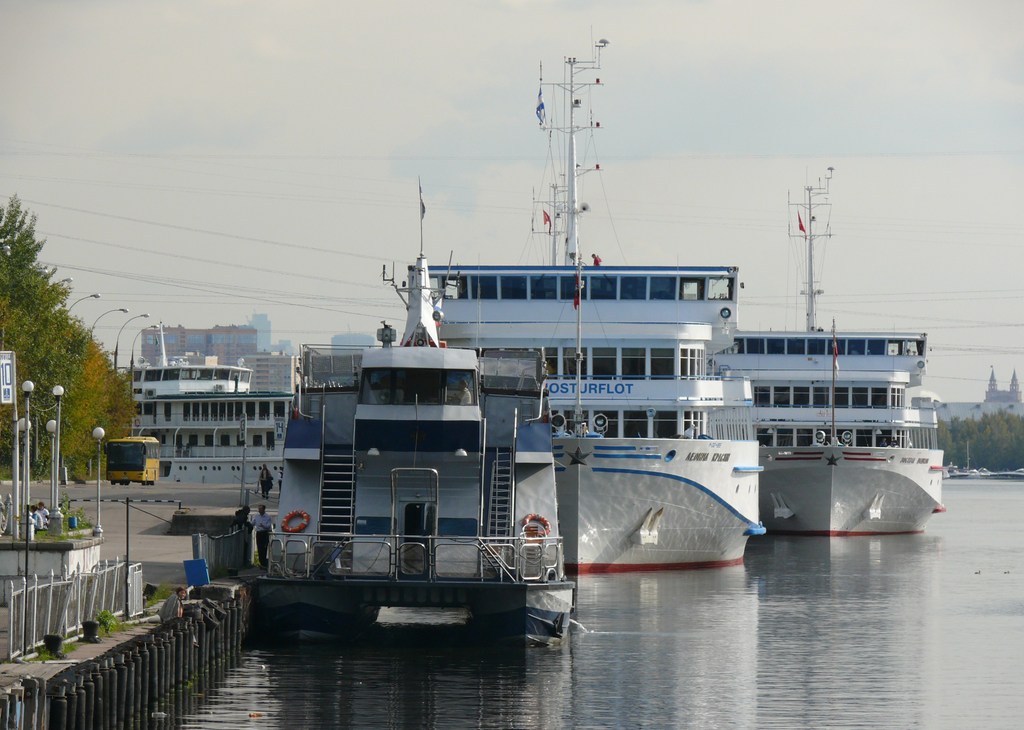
[475,276,498,300]
[793,386,810,406]
[559,276,579,303]
[500,275,528,300]
[679,277,705,301]
[619,276,647,300]
[813,386,829,407]
[786,338,806,355]
[360,368,452,405]
[623,411,648,438]
[767,339,786,355]
[807,339,827,355]
[852,387,869,407]
[846,339,866,356]
[588,274,617,300]
[754,385,771,406]
[707,276,734,300]
[530,275,558,300]
[649,277,676,300]
[867,339,885,355]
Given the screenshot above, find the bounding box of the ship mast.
[561,41,608,433]
[794,167,834,331]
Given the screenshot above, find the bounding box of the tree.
[1,195,135,481]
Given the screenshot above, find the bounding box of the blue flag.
[536,86,545,126]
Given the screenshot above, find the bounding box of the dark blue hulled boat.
[254,253,574,644]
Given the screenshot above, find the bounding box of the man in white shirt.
[251,504,274,569]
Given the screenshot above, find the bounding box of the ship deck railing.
[266,533,565,585]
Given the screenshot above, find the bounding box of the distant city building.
[245,352,298,393]
[272,339,294,355]
[935,368,1024,422]
[141,324,258,365]
[250,313,272,352]
[985,368,1020,403]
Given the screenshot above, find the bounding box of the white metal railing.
[266,533,564,584]
[6,559,144,661]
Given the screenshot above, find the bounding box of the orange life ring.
[281,510,311,533]
[522,513,551,536]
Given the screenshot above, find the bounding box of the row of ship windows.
[434,274,735,303]
[137,368,252,383]
[139,402,288,419]
[543,346,706,379]
[757,428,911,448]
[753,385,906,408]
[733,337,925,357]
[175,464,281,472]
[552,410,706,440]
[147,432,278,448]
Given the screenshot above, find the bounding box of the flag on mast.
[419,179,426,220]
[798,211,806,233]
[543,210,551,231]
[573,273,580,310]
[536,86,546,125]
[832,323,840,377]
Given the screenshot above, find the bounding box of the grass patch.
[147,584,175,608]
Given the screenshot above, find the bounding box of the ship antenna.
[418,177,426,257]
[794,167,834,332]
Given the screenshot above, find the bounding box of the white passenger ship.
[437,43,762,572]
[131,331,293,486]
[712,170,944,534]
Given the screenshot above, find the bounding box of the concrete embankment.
[0,579,253,730]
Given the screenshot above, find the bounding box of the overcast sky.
[2,0,1022,402]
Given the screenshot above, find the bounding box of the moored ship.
[131,328,292,486]
[712,170,944,535]
[437,43,763,572]
[254,253,574,643]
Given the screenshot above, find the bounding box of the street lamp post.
[91,307,129,334]
[52,385,64,534]
[92,427,105,536]
[130,324,158,387]
[45,419,62,536]
[68,293,101,312]
[114,313,149,370]
[21,381,34,526]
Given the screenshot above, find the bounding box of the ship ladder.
[320,447,356,535]
[486,448,514,537]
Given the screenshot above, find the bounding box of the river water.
[174,479,1024,728]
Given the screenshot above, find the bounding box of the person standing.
[259,464,273,499]
[251,504,274,569]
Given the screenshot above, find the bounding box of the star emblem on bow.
[567,446,592,465]
[826,454,839,466]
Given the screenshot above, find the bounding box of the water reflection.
[746,534,943,729]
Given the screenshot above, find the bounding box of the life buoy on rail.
[522,513,551,537]
[281,510,311,533]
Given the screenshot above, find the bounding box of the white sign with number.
[0,352,13,405]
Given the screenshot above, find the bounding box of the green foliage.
[940,412,1024,470]
[0,196,136,481]
[96,609,123,635]
[147,584,174,608]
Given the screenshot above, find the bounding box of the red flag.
[573,273,580,310]
[798,212,806,233]
[832,329,840,376]
[543,210,551,229]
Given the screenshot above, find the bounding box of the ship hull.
[254,577,574,645]
[760,446,944,535]
[553,436,762,573]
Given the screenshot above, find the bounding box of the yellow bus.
[106,436,161,485]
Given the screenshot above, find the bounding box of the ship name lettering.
[686,452,709,461]
[711,453,731,462]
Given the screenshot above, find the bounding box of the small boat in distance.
[713,170,944,535]
[254,252,574,644]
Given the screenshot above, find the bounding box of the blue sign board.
[0,352,13,405]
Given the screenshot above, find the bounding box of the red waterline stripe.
[567,556,744,574]
[933,504,947,513]
[775,456,824,461]
[767,529,925,537]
